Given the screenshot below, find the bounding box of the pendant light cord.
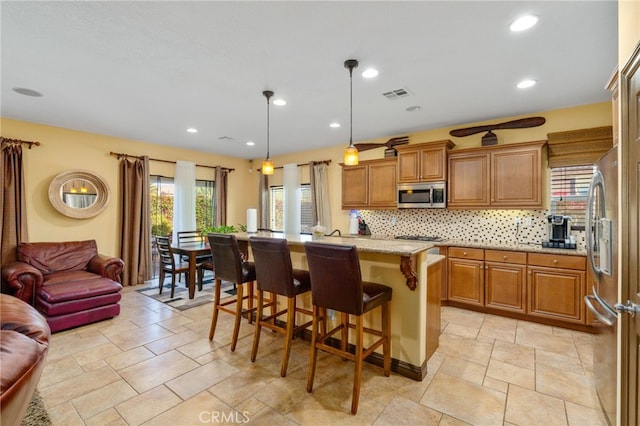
[344,60,358,148]
[263,90,273,159]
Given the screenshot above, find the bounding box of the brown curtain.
[258,173,269,230]
[215,166,228,226]
[1,141,28,264]
[309,161,331,230]
[119,156,151,286]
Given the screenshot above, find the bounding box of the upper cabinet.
[396,140,455,183]
[448,141,546,209]
[341,158,397,209]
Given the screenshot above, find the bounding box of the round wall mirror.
[48,170,110,218]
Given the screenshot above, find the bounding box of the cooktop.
[395,235,444,242]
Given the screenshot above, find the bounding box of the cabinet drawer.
[448,247,484,261]
[485,250,527,265]
[527,253,585,270]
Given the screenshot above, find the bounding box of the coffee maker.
[542,215,576,249]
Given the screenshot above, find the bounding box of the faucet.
[326,229,341,237]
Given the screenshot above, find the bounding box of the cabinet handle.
[503,256,507,260]
[553,259,558,264]
[463,252,467,256]
[528,271,532,275]
[485,265,488,269]
[491,199,495,202]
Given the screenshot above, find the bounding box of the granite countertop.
[438,239,587,256]
[235,232,586,257]
[236,232,436,256]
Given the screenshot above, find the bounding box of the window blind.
[549,165,595,229]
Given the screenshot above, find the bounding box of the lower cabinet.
[446,247,589,328]
[527,253,586,324]
[485,250,527,314]
[448,247,484,306]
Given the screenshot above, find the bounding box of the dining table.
[170,242,211,299]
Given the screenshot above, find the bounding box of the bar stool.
[304,242,392,415]
[249,237,313,377]
[207,233,260,351]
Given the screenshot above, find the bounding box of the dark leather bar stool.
[249,237,313,377]
[304,242,392,415]
[207,233,260,351]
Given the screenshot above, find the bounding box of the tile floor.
[38,283,608,425]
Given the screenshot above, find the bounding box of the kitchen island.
[234,232,443,380]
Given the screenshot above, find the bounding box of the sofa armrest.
[1,262,43,306]
[88,254,124,283]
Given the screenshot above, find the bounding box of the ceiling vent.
[218,136,235,141]
[382,87,411,100]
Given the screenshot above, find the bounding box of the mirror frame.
[48,169,111,219]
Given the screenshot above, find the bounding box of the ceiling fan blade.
[449,117,546,137]
[353,143,387,152]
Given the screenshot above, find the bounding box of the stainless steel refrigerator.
[584,145,618,425]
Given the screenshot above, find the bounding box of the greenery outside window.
[269,184,313,233]
[549,165,595,230]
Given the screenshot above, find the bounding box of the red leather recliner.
[0,294,50,424]
[1,240,124,333]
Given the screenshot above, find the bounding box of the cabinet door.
[447,153,490,208]
[342,165,368,209]
[485,262,526,313]
[420,147,447,182]
[491,146,542,207]
[527,266,585,323]
[397,149,420,182]
[368,160,397,208]
[448,257,484,306]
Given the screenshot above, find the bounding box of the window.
[268,184,313,233]
[549,165,595,229]
[150,176,216,237]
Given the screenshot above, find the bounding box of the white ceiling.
[1,1,617,160]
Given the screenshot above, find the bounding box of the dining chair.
[304,241,393,415]
[156,236,202,298]
[207,233,268,351]
[249,237,312,377]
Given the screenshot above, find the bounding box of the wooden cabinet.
[396,140,454,183]
[341,158,396,209]
[447,247,484,306]
[447,152,490,207]
[426,258,443,360]
[527,253,586,324]
[485,250,527,313]
[445,246,590,329]
[447,141,545,209]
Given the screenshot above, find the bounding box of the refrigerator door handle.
[586,170,605,278]
[585,295,616,326]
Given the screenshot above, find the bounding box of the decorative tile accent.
[360,209,586,249]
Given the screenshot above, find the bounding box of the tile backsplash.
[359,209,586,249]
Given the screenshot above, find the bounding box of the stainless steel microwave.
[397,182,446,208]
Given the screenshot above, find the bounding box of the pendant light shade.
[262,90,274,175]
[343,59,359,166]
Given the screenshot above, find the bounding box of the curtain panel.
[215,166,228,226]
[119,156,151,286]
[258,173,269,230]
[0,141,28,264]
[309,161,332,231]
[173,161,196,241]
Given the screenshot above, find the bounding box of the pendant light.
[343,59,359,166]
[262,90,275,175]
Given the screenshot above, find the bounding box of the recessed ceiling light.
[246,141,255,146]
[12,87,43,97]
[273,99,286,106]
[406,105,421,112]
[329,122,341,128]
[517,79,536,89]
[510,15,538,32]
[186,128,198,133]
[362,68,379,79]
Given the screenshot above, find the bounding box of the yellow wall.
[1,118,256,257]
[268,102,612,232]
[619,0,640,64]
[1,101,611,259]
